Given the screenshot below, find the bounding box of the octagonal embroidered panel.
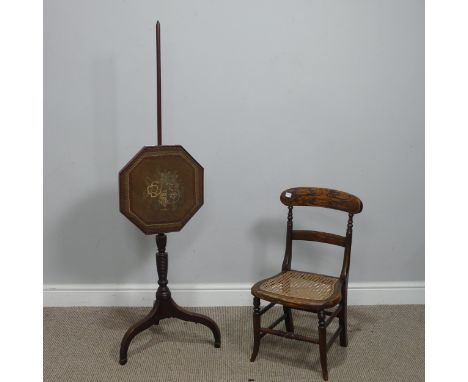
[119,145,203,234]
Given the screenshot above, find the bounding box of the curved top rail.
[280,187,363,214]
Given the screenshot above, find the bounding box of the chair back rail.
[292,230,347,247]
[280,187,363,214]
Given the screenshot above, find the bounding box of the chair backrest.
[279,187,363,280]
[280,187,363,214]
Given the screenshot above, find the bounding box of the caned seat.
[252,270,342,310]
[249,187,363,381]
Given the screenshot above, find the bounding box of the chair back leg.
[339,299,348,347]
[339,288,348,347]
[318,310,329,381]
[283,307,294,333]
[250,297,261,362]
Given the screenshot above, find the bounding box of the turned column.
[156,233,171,300]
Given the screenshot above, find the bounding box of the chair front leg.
[250,297,261,362]
[318,310,328,381]
[283,307,294,333]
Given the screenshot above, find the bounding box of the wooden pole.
[156,21,162,146]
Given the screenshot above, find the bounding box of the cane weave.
[258,271,339,302]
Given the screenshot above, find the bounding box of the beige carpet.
[44,305,424,381]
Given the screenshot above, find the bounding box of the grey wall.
[44,0,424,286]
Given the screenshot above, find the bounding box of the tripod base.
[119,295,221,365]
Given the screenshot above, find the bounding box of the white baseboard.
[43,281,424,307]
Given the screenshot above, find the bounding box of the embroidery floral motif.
[146,171,181,209]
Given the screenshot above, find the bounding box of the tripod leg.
[170,300,221,348]
[119,302,159,365]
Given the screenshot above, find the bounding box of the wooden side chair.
[250,187,363,381]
